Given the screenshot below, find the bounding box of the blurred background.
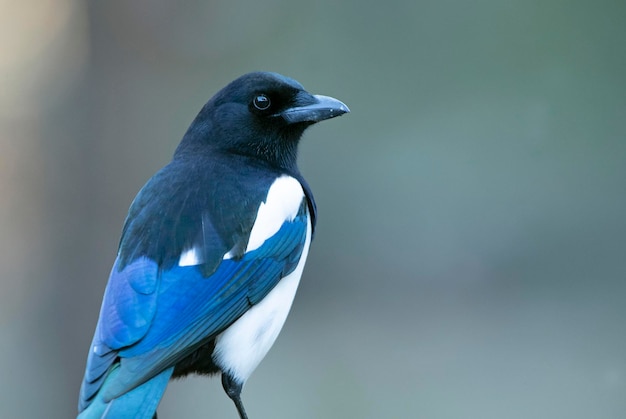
[2,0,625,418]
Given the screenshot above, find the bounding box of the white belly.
[212,216,312,384]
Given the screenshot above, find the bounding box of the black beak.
[279,94,350,124]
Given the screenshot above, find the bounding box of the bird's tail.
[78,365,174,419]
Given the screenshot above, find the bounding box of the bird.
[77,71,349,419]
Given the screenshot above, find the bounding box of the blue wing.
[78,202,309,412]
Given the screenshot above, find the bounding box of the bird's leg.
[222,372,249,419]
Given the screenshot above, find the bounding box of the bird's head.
[175,72,349,170]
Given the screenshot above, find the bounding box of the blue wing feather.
[78,364,174,419]
[80,203,309,410]
[102,258,159,347]
[79,257,160,410]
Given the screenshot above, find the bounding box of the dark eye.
[253,94,271,110]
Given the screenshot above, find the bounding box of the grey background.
[1,0,625,418]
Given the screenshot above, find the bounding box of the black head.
[174,72,349,170]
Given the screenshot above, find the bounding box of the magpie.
[77,72,349,419]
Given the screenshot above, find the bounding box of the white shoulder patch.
[178,247,203,267]
[245,176,305,253]
[178,176,304,267]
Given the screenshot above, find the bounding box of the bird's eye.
[253,94,271,111]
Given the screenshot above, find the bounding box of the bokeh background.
[2,0,625,418]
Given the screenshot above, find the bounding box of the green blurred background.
[2,0,625,418]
